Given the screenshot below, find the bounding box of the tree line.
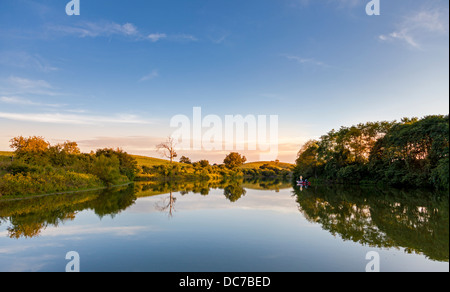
[294,115,449,189]
[0,136,291,197]
[0,136,139,197]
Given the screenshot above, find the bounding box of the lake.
[0,180,448,272]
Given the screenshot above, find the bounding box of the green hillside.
[241,161,295,170]
[131,155,175,167]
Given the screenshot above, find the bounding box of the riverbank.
[294,115,449,191]
[1,145,294,198]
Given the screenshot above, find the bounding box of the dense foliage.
[294,115,449,189]
[0,136,139,196]
[139,157,293,181]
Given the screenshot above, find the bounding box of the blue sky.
[0,0,449,163]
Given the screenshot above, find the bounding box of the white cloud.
[8,76,52,90]
[0,52,58,73]
[288,0,362,9]
[147,33,198,42]
[0,96,63,107]
[172,34,198,42]
[0,76,60,97]
[284,55,327,67]
[48,21,139,38]
[379,8,449,49]
[147,33,167,42]
[139,70,159,82]
[0,112,155,125]
[45,21,198,44]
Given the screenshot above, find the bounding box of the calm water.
[0,180,448,272]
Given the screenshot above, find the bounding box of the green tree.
[295,140,321,178]
[223,152,247,169]
[179,156,192,164]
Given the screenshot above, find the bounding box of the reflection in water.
[0,179,448,264]
[0,184,137,239]
[155,191,177,217]
[0,178,289,238]
[293,185,449,262]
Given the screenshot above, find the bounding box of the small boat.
[297,181,311,186]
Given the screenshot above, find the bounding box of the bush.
[431,157,449,190]
[0,171,103,197]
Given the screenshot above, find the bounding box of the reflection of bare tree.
[155,191,177,218]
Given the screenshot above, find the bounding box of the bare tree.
[155,191,177,218]
[156,136,178,163]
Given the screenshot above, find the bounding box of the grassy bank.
[135,158,294,182]
[1,139,294,198]
[0,138,138,198]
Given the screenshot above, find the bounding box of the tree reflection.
[293,185,449,262]
[155,191,177,218]
[0,184,136,239]
[0,178,292,238]
[223,183,247,202]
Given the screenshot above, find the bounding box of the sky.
[0,0,449,163]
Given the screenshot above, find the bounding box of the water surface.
[0,180,448,272]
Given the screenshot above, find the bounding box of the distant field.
[132,157,295,170]
[131,155,174,167]
[241,161,295,170]
[0,151,13,156]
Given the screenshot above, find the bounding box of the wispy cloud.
[283,55,327,67]
[172,34,198,42]
[288,0,362,10]
[0,76,61,97]
[139,70,159,82]
[379,8,449,49]
[147,33,167,42]
[209,34,229,44]
[0,52,58,73]
[48,21,139,38]
[46,21,198,44]
[0,112,155,125]
[0,96,63,108]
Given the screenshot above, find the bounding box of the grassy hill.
[130,155,174,167]
[0,151,13,165]
[241,161,294,170]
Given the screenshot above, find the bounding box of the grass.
[131,155,295,173]
[241,161,295,170]
[131,155,174,167]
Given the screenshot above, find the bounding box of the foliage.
[179,156,192,164]
[0,171,102,197]
[223,152,247,169]
[0,136,138,197]
[294,115,449,189]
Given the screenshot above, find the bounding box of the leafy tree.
[295,140,321,178]
[10,136,50,154]
[179,156,192,164]
[95,148,138,181]
[197,160,210,168]
[223,152,247,169]
[295,115,449,189]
